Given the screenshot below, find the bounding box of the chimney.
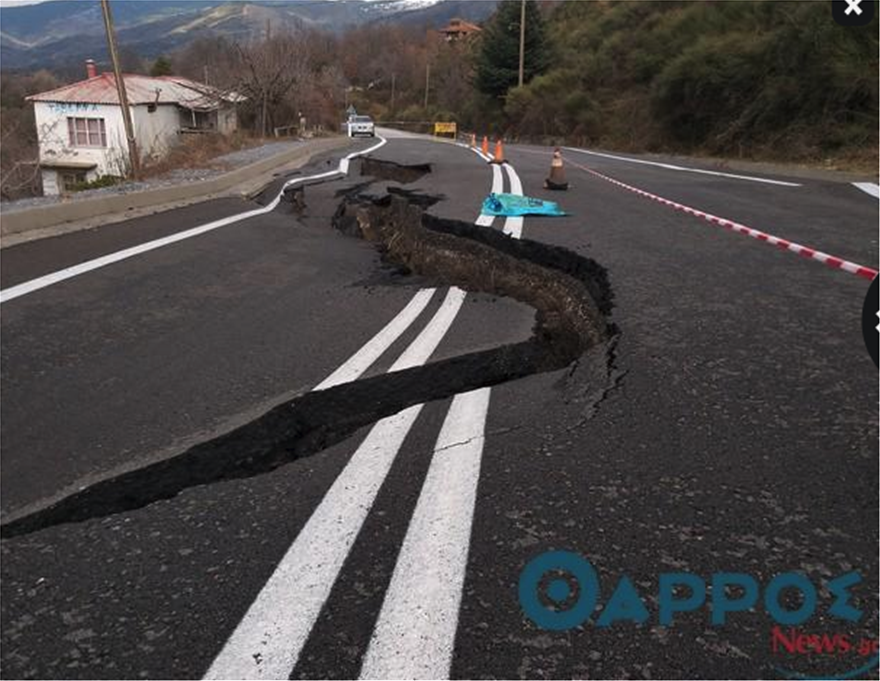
[86,59,97,79]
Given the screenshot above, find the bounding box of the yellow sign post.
[433,122,458,138]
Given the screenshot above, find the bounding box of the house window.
[67,117,107,147]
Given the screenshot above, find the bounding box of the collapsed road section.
[0,160,617,539]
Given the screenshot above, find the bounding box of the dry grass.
[140,132,264,179]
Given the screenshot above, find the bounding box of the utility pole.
[518,0,526,88]
[424,62,431,110]
[100,0,139,179]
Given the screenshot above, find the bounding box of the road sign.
[433,121,457,137]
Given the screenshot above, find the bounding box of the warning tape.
[566,158,879,281]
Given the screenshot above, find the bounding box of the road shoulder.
[0,136,356,249]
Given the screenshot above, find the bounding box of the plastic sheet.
[481,192,568,218]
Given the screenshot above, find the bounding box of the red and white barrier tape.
[567,159,878,282]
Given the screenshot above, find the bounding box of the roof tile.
[27,74,244,110]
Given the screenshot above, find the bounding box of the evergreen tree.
[475,0,549,99]
[150,56,173,77]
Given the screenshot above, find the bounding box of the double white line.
[206,146,526,680]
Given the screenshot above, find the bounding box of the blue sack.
[481,192,568,218]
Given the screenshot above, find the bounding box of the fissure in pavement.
[0,160,617,539]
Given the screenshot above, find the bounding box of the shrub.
[72,175,123,191]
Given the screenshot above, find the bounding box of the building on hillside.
[27,60,245,195]
[439,18,482,42]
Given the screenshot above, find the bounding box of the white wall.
[131,104,181,161]
[33,101,131,186]
[217,106,238,135]
[34,99,239,195]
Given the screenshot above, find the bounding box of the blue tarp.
[481,192,568,218]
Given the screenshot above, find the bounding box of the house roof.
[439,18,482,35]
[27,74,245,111]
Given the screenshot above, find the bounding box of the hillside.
[0,0,497,70]
[500,1,878,167]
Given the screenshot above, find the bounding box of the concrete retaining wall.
[1,137,350,239]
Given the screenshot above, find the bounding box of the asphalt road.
[1,130,877,680]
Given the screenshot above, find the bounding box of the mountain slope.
[0,0,497,71]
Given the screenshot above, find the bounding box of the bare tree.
[0,70,63,200]
[174,36,241,90]
[232,32,311,136]
[0,119,41,199]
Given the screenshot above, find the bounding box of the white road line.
[476,164,504,226]
[0,138,389,305]
[502,164,524,239]
[562,146,802,187]
[853,182,880,199]
[315,288,437,390]
[360,387,491,680]
[386,288,466,372]
[206,143,501,680]
[361,161,526,679]
[463,143,493,164]
[473,150,493,163]
[204,288,467,681]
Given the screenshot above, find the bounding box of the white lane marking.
[562,146,802,187]
[0,138,389,305]
[314,288,437,391]
[853,182,880,199]
[462,143,493,164]
[502,164,524,239]
[206,142,500,679]
[473,150,493,163]
[204,288,467,681]
[207,141,503,680]
[567,157,878,281]
[475,164,504,226]
[386,288,466,372]
[362,161,526,679]
[361,387,490,680]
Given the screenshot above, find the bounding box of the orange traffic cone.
[544,148,569,190]
[490,139,505,164]
[481,135,490,156]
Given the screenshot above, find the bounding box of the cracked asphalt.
[1,132,877,680]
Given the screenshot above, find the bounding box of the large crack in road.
[0,158,617,540]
